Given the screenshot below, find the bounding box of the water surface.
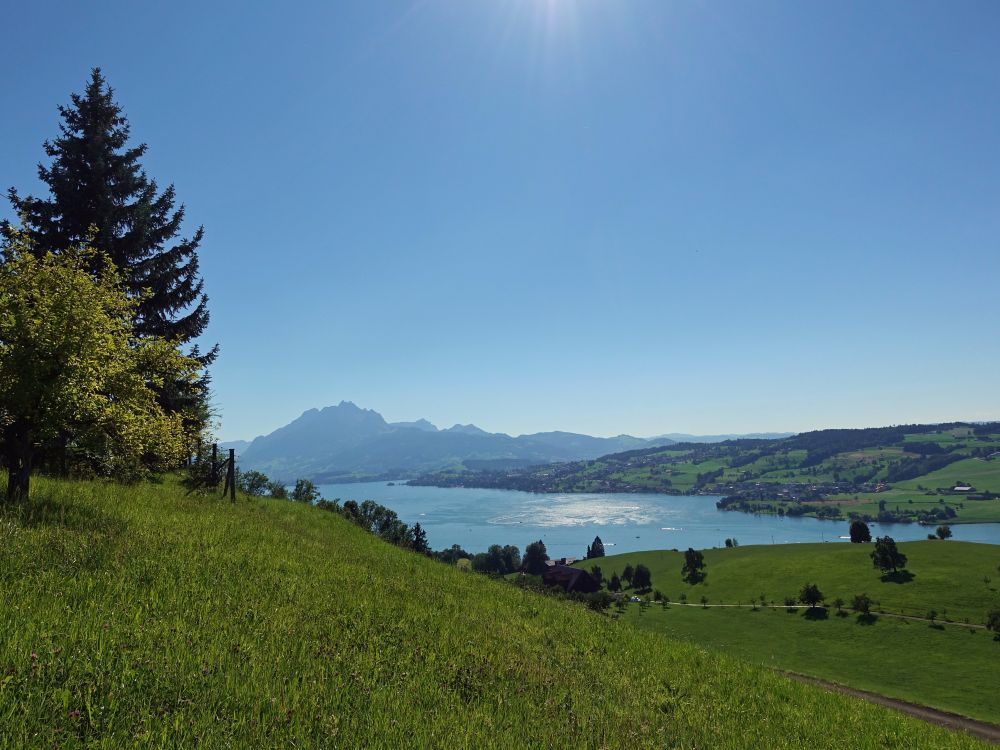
[317,482,1000,558]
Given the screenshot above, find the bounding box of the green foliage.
[682,548,706,584]
[472,544,521,575]
[3,68,215,432]
[622,563,635,585]
[850,520,872,543]
[936,525,953,540]
[633,563,652,592]
[237,470,271,497]
[522,539,549,575]
[587,534,605,558]
[871,536,908,574]
[799,583,824,609]
[0,238,198,501]
[290,478,320,503]
[986,610,1000,639]
[608,573,621,592]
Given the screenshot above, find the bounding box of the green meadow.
[0,476,990,748]
[587,542,1000,723]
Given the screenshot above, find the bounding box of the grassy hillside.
[0,477,989,748]
[583,543,1000,723]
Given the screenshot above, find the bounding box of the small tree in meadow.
[608,574,622,592]
[871,536,907,574]
[633,564,652,592]
[682,548,706,584]
[935,525,953,540]
[799,583,824,609]
[622,564,635,587]
[852,593,873,616]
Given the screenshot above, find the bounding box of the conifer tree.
[4,68,215,425]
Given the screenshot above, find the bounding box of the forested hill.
[410,422,1000,524]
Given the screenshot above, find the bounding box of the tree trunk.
[4,425,32,504]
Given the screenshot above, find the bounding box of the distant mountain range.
[226,401,792,483]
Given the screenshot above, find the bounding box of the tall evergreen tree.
[4,68,215,425]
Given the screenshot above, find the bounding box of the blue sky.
[3,1,998,440]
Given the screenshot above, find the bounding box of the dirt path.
[782,671,1000,745]
[666,600,986,629]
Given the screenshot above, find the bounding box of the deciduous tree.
[871,536,907,573]
[849,520,872,543]
[0,236,197,502]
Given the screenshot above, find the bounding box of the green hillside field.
[582,543,1000,723]
[0,476,990,749]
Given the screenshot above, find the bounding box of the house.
[541,565,600,594]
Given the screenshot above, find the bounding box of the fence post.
[211,443,219,485]
[228,449,236,502]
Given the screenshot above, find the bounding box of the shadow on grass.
[856,613,879,626]
[835,610,850,618]
[1,491,122,534]
[880,570,915,584]
[803,607,829,621]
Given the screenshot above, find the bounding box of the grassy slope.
[622,605,1000,724]
[587,543,1000,723]
[0,478,987,749]
[591,542,1000,623]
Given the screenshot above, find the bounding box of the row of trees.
[1,69,214,501]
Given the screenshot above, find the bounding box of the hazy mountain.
[390,419,439,432]
[235,402,678,482]
[218,439,251,455]
[653,432,795,444]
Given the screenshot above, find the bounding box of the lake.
[317,482,1000,557]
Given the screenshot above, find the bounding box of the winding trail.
[651,601,998,742]
[781,672,1000,745]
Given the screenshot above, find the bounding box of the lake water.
[317,482,1000,558]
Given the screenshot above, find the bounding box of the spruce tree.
[4,68,215,424]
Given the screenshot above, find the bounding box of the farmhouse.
[542,565,600,593]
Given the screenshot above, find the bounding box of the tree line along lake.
[316,482,1000,558]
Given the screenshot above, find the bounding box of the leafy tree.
[935,525,953,540]
[852,593,873,615]
[833,597,845,614]
[849,519,872,543]
[410,523,430,555]
[435,544,471,565]
[589,565,603,585]
[799,583,824,609]
[871,536,908,573]
[291,479,320,503]
[522,539,549,575]
[622,564,635,587]
[587,535,605,558]
[0,238,197,502]
[681,548,706,584]
[633,564,652,592]
[238,470,271,497]
[268,481,288,499]
[608,574,621,592]
[3,68,215,431]
[986,609,1000,640]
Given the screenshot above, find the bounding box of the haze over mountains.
[228,402,792,483]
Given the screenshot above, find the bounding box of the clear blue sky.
[3,1,998,440]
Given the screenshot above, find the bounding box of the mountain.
[235,402,677,482]
[653,432,795,443]
[218,439,251,455]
